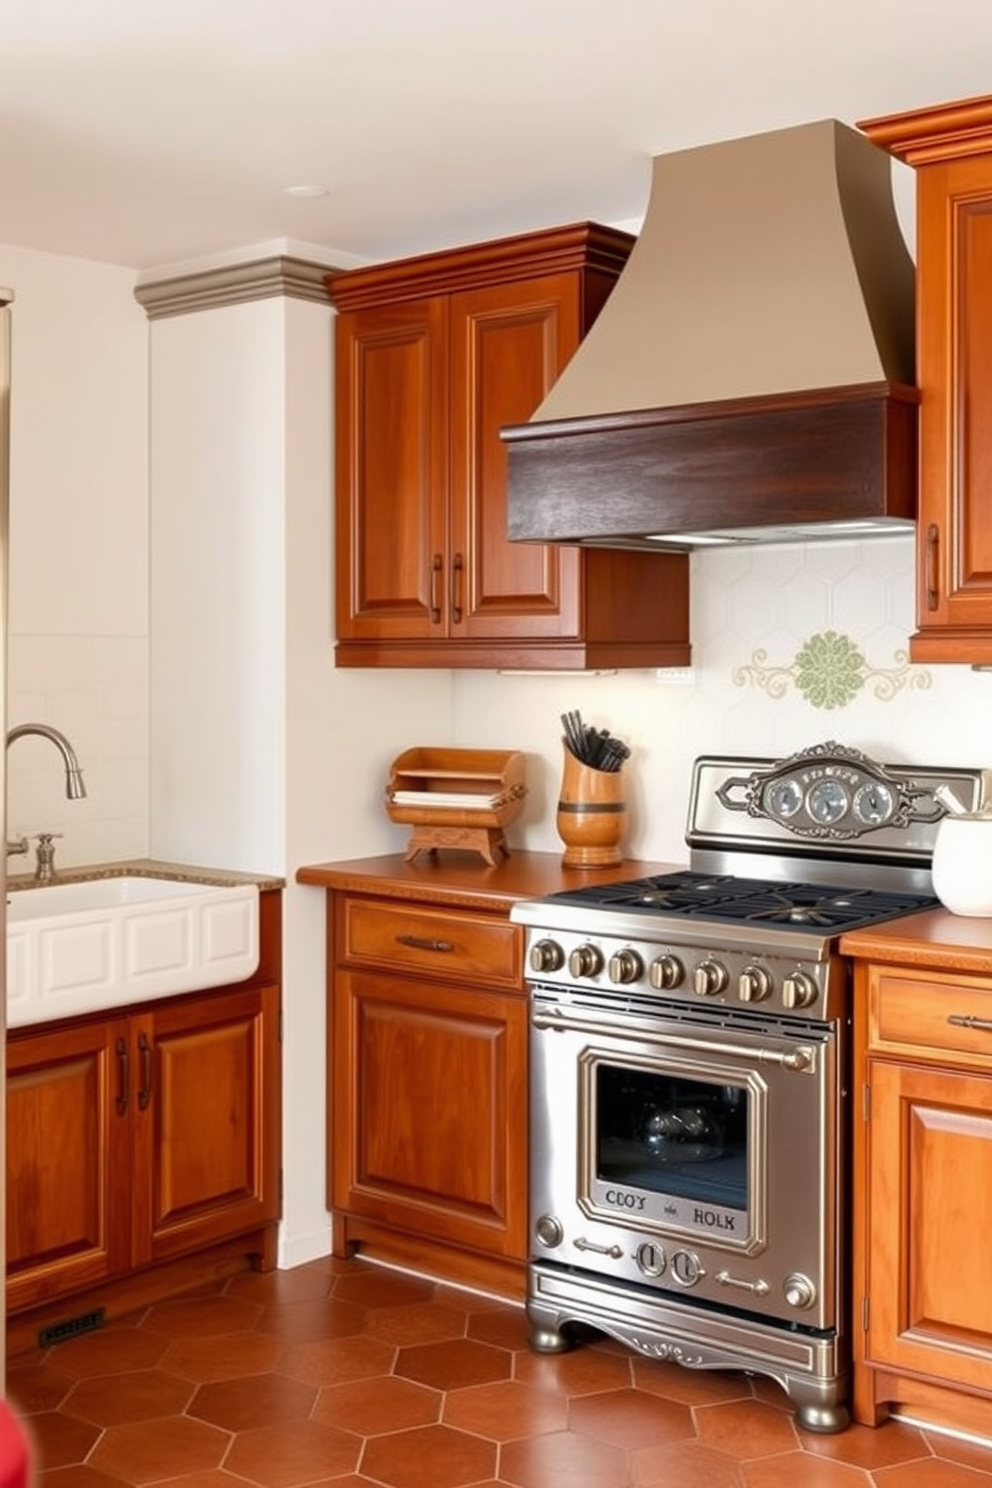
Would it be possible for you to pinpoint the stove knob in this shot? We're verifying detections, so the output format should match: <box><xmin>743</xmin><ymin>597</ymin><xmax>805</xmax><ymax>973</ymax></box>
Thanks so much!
<box><xmin>529</xmin><ymin>939</ymin><xmax>565</xmax><ymax>975</ymax></box>
<box><xmin>608</xmin><ymin>948</ymin><xmax>643</xmax><ymax>985</ymax></box>
<box><xmin>568</xmin><ymin>943</ymin><xmax>604</xmax><ymax>979</ymax></box>
<box><xmin>649</xmin><ymin>954</ymin><xmax>685</xmax><ymax>991</ymax></box>
<box><xmin>782</xmin><ymin>971</ymin><xmax>818</xmax><ymax>1010</ymax></box>
<box><xmin>783</xmin><ymin>1272</ymin><xmax>817</xmax><ymax>1310</ymax></box>
<box><xmin>738</xmin><ymin>965</ymin><xmax>773</xmax><ymax>1003</ymax></box>
<box><xmin>692</xmin><ymin>959</ymin><xmax>729</xmax><ymax>997</ymax></box>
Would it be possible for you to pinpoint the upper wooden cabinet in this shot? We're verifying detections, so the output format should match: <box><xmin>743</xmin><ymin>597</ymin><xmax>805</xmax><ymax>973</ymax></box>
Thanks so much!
<box><xmin>861</xmin><ymin>96</ymin><xmax>992</xmax><ymax>663</ymax></box>
<box><xmin>327</xmin><ymin>223</ymin><xmax>691</xmax><ymax>670</ymax></box>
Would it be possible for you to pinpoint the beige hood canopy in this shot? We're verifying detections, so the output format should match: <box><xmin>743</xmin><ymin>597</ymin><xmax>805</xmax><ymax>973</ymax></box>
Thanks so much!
<box><xmin>503</xmin><ymin>119</ymin><xmax>919</xmax><ymax>550</ymax></box>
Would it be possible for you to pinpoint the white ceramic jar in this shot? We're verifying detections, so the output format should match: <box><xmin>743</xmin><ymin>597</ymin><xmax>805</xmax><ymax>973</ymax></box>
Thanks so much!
<box><xmin>931</xmin><ymin>812</ymin><xmax>992</xmax><ymax>917</ymax></box>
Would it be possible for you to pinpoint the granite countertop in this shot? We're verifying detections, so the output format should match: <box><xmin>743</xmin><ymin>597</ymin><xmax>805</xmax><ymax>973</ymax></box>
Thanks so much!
<box><xmin>7</xmin><ymin>857</ymin><xmax>285</xmax><ymax>895</ymax></box>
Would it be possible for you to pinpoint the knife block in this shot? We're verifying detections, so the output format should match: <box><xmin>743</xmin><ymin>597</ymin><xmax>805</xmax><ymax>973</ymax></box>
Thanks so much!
<box><xmin>385</xmin><ymin>747</ymin><xmax>527</xmax><ymax>865</ymax></box>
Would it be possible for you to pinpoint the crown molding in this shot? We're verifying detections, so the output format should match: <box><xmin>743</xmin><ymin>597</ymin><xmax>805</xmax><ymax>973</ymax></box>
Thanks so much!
<box><xmin>134</xmin><ymin>255</ymin><xmax>338</xmax><ymax>319</ymax></box>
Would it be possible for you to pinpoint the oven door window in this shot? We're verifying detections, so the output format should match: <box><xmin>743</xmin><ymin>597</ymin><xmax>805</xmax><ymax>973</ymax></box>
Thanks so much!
<box><xmin>581</xmin><ymin>1056</ymin><xmax>762</xmax><ymax>1250</ymax></box>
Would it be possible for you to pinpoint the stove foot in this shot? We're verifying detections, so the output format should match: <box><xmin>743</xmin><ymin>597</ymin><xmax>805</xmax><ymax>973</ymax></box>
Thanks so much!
<box><xmin>528</xmin><ymin>1321</ymin><xmax>572</xmax><ymax>1353</ymax></box>
<box><xmin>795</xmin><ymin>1399</ymin><xmax>851</xmax><ymax>1435</ymax></box>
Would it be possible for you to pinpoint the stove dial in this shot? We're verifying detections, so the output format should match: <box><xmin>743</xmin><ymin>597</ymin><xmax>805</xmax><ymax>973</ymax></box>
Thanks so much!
<box><xmin>671</xmin><ymin>1250</ymin><xmax>704</xmax><ymax>1287</ymax></box>
<box><xmin>530</xmin><ymin>939</ymin><xmax>565</xmax><ymax>975</ymax></box>
<box><xmin>648</xmin><ymin>954</ymin><xmax>685</xmax><ymax>991</ymax></box>
<box><xmin>783</xmin><ymin>1272</ymin><xmax>817</xmax><ymax>1310</ymax></box>
<box><xmin>608</xmin><ymin>948</ymin><xmax>643</xmax><ymax>985</ymax></box>
<box><xmin>782</xmin><ymin>970</ymin><xmax>818</xmax><ymax>1010</ymax></box>
<box><xmin>534</xmin><ymin>1214</ymin><xmax>564</xmax><ymax>1249</ymax></box>
<box><xmin>568</xmin><ymin>943</ymin><xmax>604</xmax><ymax>979</ymax></box>
<box><xmin>635</xmin><ymin>1242</ymin><xmax>666</xmax><ymax>1278</ymax></box>
<box><xmin>738</xmin><ymin>965</ymin><xmax>773</xmax><ymax>1003</ymax></box>
<box><xmin>692</xmin><ymin>959</ymin><xmax>729</xmax><ymax>997</ymax></box>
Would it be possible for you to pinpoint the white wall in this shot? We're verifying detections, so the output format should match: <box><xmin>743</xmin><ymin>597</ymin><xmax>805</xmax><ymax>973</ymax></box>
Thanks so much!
<box><xmin>0</xmin><ymin>245</ymin><xmax>149</xmax><ymax>867</ymax></box>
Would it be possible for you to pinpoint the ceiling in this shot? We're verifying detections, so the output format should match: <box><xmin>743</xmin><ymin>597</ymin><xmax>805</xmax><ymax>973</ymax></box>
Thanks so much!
<box><xmin>3</xmin><ymin>0</ymin><xmax>992</xmax><ymax>274</ymax></box>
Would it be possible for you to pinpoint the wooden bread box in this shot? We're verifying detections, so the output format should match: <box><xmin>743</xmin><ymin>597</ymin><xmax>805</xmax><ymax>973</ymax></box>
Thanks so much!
<box><xmin>385</xmin><ymin>747</ymin><xmax>527</xmax><ymax>865</ymax></box>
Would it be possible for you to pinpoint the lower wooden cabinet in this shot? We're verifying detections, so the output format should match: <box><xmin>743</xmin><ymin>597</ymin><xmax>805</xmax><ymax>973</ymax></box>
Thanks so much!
<box><xmin>5</xmin><ymin>889</ymin><xmax>282</xmax><ymax>1319</ymax></box>
<box><xmin>850</xmin><ymin>956</ymin><xmax>992</xmax><ymax>1435</ymax></box>
<box><xmin>328</xmin><ymin>891</ymin><xmax>528</xmax><ymax>1285</ymax></box>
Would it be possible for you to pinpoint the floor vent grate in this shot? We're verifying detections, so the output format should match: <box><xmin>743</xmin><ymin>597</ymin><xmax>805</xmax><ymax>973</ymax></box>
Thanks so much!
<box><xmin>38</xmin><ymin>1307</ymin><xmax>106</xmax><ymax>1348</ymax></box>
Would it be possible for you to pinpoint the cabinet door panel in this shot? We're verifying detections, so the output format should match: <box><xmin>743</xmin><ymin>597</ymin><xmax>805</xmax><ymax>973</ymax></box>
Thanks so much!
<box><xmin>449</xmin><ymin>276</ymin><xmax>579</xmax><ymax>638</ymax></box>
<box><xmin>335</xmin><ymin>300</ymin><xmax>448</xmax><ymax>640</ymax></box>
<box><xmin>868</xmin><ymin>1059</ymin><xmax>992</xmax><ymax>1388</ymax></box>
<box><xmin>134</xmin><ymin>983</ymin><xmax>281</xmax><ymax>1264</ymax></box>
<box><xmin>6</xmin><ymin>1019</ymin><xmax>130</xmax><ymax>1310</ymax></box>
<box><xmin>334</xmin><ymin>971</ymin><xmax>528</xmax><ymax>1258</ymax></box>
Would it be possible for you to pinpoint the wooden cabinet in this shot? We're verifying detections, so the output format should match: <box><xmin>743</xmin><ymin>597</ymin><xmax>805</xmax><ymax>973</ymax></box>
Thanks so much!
<box><xmin>328</xmin><ymin>889</ymin><xmax>528</xmax><ymax>1291</ymax></box>
<box><xmin>861</xmin><ymin>96</ymin><xmax>992</xmax><ymax>663</ymax></box>
<box><xmin>5</xmin><ymin>889</ymin><xmax>282</xmax><ymax>1318</ymax></box>
<box><xmin>328</xmin><ymin>222</ymin><xmax>690</xmax><ymax>670</ymax></box>
<box><xmin>847</xmin><ymin>938</ymin><xmax>992</xmax><ymax>1437</ymax></box>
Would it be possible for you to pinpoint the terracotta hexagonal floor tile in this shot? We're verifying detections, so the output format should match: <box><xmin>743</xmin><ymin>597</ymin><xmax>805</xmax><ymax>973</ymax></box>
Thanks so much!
<box><xmin>143</xmin><ymin>1294</ymin><xmax>263</xmax><ymax>1339</ymax></box>
<box><xmin>923</xmin><ymin>1432</ymin><xmax>992</xmax><ymax>1474</ymax></box>
<box><xmin>741</xmin><ymin>1450</ymin><xmax>876</xmax><ymax>1487</ymax></box>
<box><xmin>331</xmin><ymin>1269</ymin><xmax>437</xmax><ymax>1309</ymax></box>
<box><xmin>360</xmin><ymin>1422</ymin><xmax>497</xmax><ymax>1488</ymax></box>
<box><xmin>40</xmin><ymin>1325</ymin><xmax>169</xmax><ymax>1379</ymax></box>
<box><xmin>223</xmin><ymin>1417</ymin><xmax>362</xmax><ymax>1485</ymax></box>
<box><xmin>499</xmin><ymin>1427</ymin><xmax>630</xmax><ymax>1488</ymax></box>
<box><xmin>695</xmin><ymin>1398</ymin><xmax>800</xmax><ymax>1459</ymax></box>
<box><xmin>396</xmin><ymin>1338</ymin><xmax>513</xmax><ymax>1391</ymax></box>
<box><xmin>5</xmin><ymin>1359</ymin><xmax>76</xmax><ymax>1413</ymax></box>
<box><xmin>279</xmin><ymin>1333</ymin><xmax>397</xmax><ymax>1387</ymax></box>
<box><xmin>364</xmin><ymin>1300</ymin><xmax>471</xmax><ymax>1347</ymax></box>
<box><xmin>12</xmin><ymin>1408</ymin><xmax>100</xmax><ymax>1470</ymax></box>
<box><xmin>871</xmin><ymin>1461</ymin><xmax>992</xmax><ymax>1488</ymax></box>
<box><xmin>189</xmin><ymin>1371</ymin><xmax>317</xmax><ymax>1431</ymax></box>
<box><xmin>632</xmin><ymin>1358</ymin><xmax>755</xmax><ymax>1406</ymax></box>
<box><xmin>27</xmin><ymin>1468</ymin><xmax>134</xmax><ymax>1488</ymax></box>
<box><xmin>223</xmin><ymin>1263</ymin><xmax>337</xmax><ymax>1306</ymax></box>
<box><xmin>569</xmin><ymin>1386</ymin><xmax>695</xmax><ymax>1450</ymax></box>
<box><xmin>467</xmin><ymin>1307</ymin><xmax>532</xmax><ymax>1351</ymax></box>
<box><xmin>442</xmin><ymin>1378</ymin><xmax>568</xmax><ymax>1441</ymax></box>
<box><xmin>63</xmin><ymin>1366</ymin><xmax>195</xmax><ymax>1426</ymax></box>
<box><xmin>803</xmin><ymin>1418</ymin><xmax>930</xmax><ymax>1470</ymax></box>
<box><xmin>314</xmin><ymin>1374</ymin><xmax>441</xmax><ymax>1435</ymax></box>
<box><xmin>512</xmin><ymin>1341</ymin><xmax>633</xmax><ymax>1396</ymax></box>
<box><xmin>630</xmin><ymin>1437</ymin><xmax>746</xmax><ymax>1488</ymax></box>
<box><xmin>255</xmin><ymin>1295</ymin><xmax>368</xmax><ymax>1344</ymax></box>
<box><xmin>88</xmin><ymin>1414</ymin><xmax>230</xmax><ymax>1483</ymax></box>
<box><xmin>163</xmin><ymin>1328</ymin><xmax>288</xmax><ymax>1382</ymax></box>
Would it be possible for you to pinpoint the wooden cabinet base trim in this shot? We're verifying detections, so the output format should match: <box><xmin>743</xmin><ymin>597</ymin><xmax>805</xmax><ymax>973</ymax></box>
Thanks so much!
<box><xmin>332</xmin><ymin>1213</ymin><xmax>526</xmax><ymax>1303</ymax></box>
<box><xmin>856</xmin><ymin>1364</ymin><xmax>992</xmax><ymax>1445</ymax></box>
<box><xmin>6</xmin><ymin>1224</ymin><xmax>278</xmax><ymax>1361</ymax></box>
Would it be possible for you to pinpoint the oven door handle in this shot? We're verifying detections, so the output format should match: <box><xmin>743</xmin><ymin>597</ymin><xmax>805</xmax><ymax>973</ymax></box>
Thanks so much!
<box><xmin>531</xmin><ymin>1008</ymin><xmax>815</xmax><ymax>1070</ymax></box>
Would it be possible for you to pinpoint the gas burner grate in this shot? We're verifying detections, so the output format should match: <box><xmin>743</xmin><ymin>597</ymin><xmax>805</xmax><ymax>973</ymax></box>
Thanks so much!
<box><xmin>548</xmin><ymin>872</ymin><xmax>937</xmax><ymax>934</ymax></box>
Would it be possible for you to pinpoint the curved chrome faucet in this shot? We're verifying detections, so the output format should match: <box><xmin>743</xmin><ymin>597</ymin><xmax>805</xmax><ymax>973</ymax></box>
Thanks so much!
<box><xmin>6</xmin><ymin>723</ymin><xmax>87</xmax><ymax>800</ymax></box>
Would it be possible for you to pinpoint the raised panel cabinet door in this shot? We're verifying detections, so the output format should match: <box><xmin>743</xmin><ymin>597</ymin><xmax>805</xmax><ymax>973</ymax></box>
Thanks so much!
<box><xmin>5</xmin><ymin>1017</ymin><xmax>131</xmax><ymax>1312</ymax></box>
<box><xmin>334</xmin><ymin>298</ymin><xmax>449</xmax><ymax>642</ymax></box>
<box><xmin>913</xmin><ymin>154</ymin><xmax>992</xmax><ymax>657</ymax></box>
<box><xmin>131</xmin><ymin>983</ymin><xmax>281</xmax><ymax>1266</ymax></box>
<box><xmin>448</xmin><ymin>274</ymin><xmax>581</xmax><ymax>639</ymax></box>
<box><xmin>866</xmin><ymin>1058</ymin><xmax>992</xmax><ymax>1392</ymax></box>
<box><xmin>333</xmin><ymin>970</ymin><xmax>528</xmax><ymax>1259</ymax></box>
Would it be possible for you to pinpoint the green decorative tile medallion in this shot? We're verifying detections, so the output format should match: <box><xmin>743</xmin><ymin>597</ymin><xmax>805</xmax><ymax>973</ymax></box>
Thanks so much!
<box><xmin>733</xmin><ymin>630</ymin><xmax>931</xmax><ymax>709</ymax></box>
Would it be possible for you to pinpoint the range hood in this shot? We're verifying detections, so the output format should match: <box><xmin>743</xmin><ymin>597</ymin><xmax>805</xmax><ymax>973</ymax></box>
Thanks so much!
<box><xmin>503</xmin><ymin>119</ymin><xmax>919</xmax><ymax>550</ymax></box>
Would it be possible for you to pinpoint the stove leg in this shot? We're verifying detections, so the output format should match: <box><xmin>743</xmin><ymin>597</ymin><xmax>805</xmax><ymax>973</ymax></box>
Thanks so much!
<box><xmin>793</xmin><ymin>1393</ymin><xmax>851</xmax><ymax>1435</ymax></box>
<box><xmin>526</xmin><ymin>1296</ymin><xmax>572</xmax><ymax>1353</ymax></box>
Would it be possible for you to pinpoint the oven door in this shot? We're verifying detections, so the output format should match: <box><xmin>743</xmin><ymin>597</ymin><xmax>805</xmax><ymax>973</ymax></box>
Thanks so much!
<box><xmin>529</xmin><ymin>990</ymin><xmax>842</xmax><ymax>1331</ymax></box>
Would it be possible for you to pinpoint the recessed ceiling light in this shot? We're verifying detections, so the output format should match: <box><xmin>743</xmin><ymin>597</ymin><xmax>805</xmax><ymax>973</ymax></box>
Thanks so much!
<box><xmin>283</xmin><ymin>184</ymin><xmax>330</xmax><ymax>199</ymax></box>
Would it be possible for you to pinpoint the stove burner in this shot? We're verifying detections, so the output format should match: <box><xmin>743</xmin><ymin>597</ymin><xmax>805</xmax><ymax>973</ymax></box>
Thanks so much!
<box><xmin>547</xmin><ymin>872</ymin><xmax>936</xmax><ymax>935</ymax></box>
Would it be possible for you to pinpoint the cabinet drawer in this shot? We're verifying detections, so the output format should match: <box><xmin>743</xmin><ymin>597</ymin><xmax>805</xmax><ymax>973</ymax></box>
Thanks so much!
<box><xmin>337</xmin><ymin>896</ymin><xmax>522</xmax><ymax>989</ymax></box>
<box><xmin>871</xmin><ymin>967</ymin><xmax>992</xmax><ymax>1063</ymax></box>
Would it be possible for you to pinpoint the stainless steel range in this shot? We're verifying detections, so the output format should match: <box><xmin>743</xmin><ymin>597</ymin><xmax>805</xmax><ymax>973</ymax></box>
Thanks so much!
<box><xmin>511</xmin><ymin>742</ymin><xmax>990</xmax><ymax>1434</ymax></box>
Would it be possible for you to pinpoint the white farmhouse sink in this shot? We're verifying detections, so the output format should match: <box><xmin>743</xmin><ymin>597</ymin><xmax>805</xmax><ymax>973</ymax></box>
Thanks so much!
<box><xmin>6</xmin><ymin>876</ymin><xmax>260</xmax><ymax>1028</ymax></box>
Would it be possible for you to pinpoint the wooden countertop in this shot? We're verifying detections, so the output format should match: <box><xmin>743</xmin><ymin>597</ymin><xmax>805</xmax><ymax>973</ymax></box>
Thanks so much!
<box><xmin>842</xmin><ymin>906</ymin><xmax>992</xmax><ymax>975</ymax></box>
<box><xmin>296</xmin><ymin>850</ymin><xmax>683</xmax><ymax>913</ymax></box>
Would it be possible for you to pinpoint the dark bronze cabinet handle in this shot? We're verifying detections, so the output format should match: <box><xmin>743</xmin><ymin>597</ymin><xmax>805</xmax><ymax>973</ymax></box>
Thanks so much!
<box><xmin>116</xmin><ymin>1036</ymin><xmax>129</xmax><ymax>1115</ymax></box>
<box><xmin>397</xmin><ymin>934</ymin><xmax>454</xmax><ymax>953</ymax></box>
<box><xmin>925</xmin><ymin>523</ymin><xmax>939</xmax><ymax>612</ymax></box>
<box><xmin>451</xmin><ymin>551</ymin><xmax>464</xmax><ymax>624</ymax></box>
<box><xmin>137</xmin><ymin>1031</ymin><xmax>152</xmax><ymax>1110</ymax></box>
<box><xmin>430</xmin><ymin>553</ymin><xmax>443</xmax><ymax>624</ymax></box>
